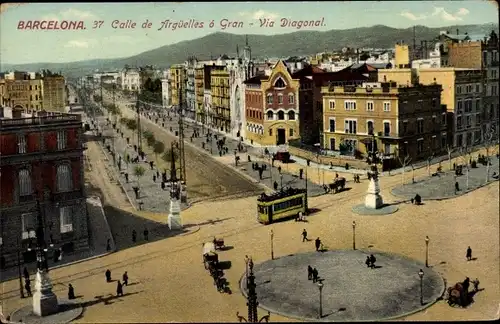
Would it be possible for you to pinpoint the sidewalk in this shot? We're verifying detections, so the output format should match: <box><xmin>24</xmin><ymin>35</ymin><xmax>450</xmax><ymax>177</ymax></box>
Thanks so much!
<box><xmin>0</xmin><ymin>197</ymin><xmax>114</xmax><ymax>284</ymax></box>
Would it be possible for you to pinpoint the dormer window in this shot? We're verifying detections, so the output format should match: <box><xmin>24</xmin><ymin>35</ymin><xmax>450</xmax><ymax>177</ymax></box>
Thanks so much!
<box><xmin>274</xmin><ymin>77</ymin><xmax>286</xmax><ymax>89</ymax></box>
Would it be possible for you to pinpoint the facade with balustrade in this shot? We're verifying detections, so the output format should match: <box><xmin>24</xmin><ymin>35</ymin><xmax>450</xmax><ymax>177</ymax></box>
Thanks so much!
<box><xmin>321</xmin><ymin>82</ymin><xmax>444</xmax><ymax>163</ymax></box>
<box><xmin>0</xmin><ymin>110</ymin><xmax>88</xmax><ymax>268</ymax></box>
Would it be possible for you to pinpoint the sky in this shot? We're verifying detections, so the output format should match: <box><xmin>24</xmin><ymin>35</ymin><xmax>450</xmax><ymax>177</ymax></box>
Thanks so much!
<box><xmin>0</xmin><ymin>1</ymin><xmax>498</xmax><ymax>64</ymax></box>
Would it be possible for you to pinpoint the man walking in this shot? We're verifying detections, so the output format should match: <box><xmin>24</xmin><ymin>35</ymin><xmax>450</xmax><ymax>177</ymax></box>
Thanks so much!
<box><xmin>315</xmin><ymin>238</ymin><xmax>321</xmax><ymax>252</ymax></box>
<box><xmin>302</xmin><ymin>229</ymin><xmax>308</xmax><ymax>242</ymax></box>
<box><xmin>466</xmin><ymin>246</ymin><xmax>472</xmax><ymax>261</ymax></box>
<box><xmin>116</xmin><ymin>280</ymin><xmax>124</xmax><ymax>297</ymax></box>
<box><xmin>122</xmin><ymin>271</ymin><xmax>129</xmax><ymax>286</ymax></box>
<box><xmin>307</xmin><ymin>265</ymin><xmax>313</xmax><ymax>280</ymax></box>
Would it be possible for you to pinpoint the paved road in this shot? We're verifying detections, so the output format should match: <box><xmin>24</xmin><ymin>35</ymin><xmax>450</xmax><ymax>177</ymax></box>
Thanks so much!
<box><xmin>392</xmin><ymin>157</ymin><xmax>500</xmax><ymax>200</ymax></box>
<box><xmin>243</xmin><ymin>250</ymin><xmax>445</xmax><ymax>322</ymax></box>
<box><xmin>94</xmin><ymin>88</ymin><xmax>263</xmax><ymax>204</ymax></box>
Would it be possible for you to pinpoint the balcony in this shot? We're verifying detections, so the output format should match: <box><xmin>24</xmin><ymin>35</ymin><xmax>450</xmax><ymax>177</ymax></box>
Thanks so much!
<box><xmin>377</xmin><ymin>131</ymin><xmax>401</xmax><ymax>139</ymax></box>
<box><xmin>51</xmin><ymin>189</ymin><xmax>84</xmax><ymax>202</ymax></box>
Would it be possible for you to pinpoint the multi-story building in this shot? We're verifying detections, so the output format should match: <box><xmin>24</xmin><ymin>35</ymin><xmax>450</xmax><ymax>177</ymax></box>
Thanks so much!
<box><xmin>120</xmin><ymin>68</ymin><xmax>140</xmax><ymax>92</ymax></box>
<box><xmin>292</xmin><ymin>65</ymin><xmax>368</xmax><ymax>145</ymax></box>
<box><xmin>195</xmin><ymin>66</ymin><xmax>205</xmax><ymax>124</ymax></box>
<box><xmin>169</xmin><ymin>64</ymin><xmax>186</xmax><ymax>107</ymax></box>
<box><xmin>185</xmin><ymin>58</ymin><xmax>197</xmax><ymax>121</ymax></box>
<box><xmin>0</xmin><ymin>109</ymin><xmax>89</xmax><ymax>268</ymax></box>
<box><xmin>447</xmin><ymin>30</ymin><xmax>499</xmax><ymax>139</ymax></box>
<box><xmin>321</xmin><ymin>82</ymin><xmax>444</xmax><ymax>163</ymax></box>
<box><xmin>244</xmin><ymin>60</ymin><xmax>300</xmax><ymax>146</ymax></box>
<box><xmin>161</xmin><ymin>70</ymin><xmax>171</xmax><ymax>108</ymax></box>
<box><xmin>203</xmin><ymin>67</ymin><xmax>213</xmax><ymax>128</ymax></box>
<box><xmin>211</xmin><ymin>66</ymin><xmax>230</xmax><ymax>133</ymax></box>
<box><xmin>42</xmin><ymin>75</ymin><xmax>66</xmax><ymax>113</ymax></box>
<box><xmin>0</xmin><ymin>73</ymin><xmax>44</xmax><ymax>112</ymax></box>
<box><xmin>379</xmin><ymin>67</ymin><xmax>484</xmax><ymax>147</ymax></box>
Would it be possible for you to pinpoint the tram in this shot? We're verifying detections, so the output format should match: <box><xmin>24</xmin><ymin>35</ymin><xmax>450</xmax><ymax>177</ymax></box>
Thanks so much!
<box><xmin>257</xmin><ymin>188</ymin><xmax>307</xmax><ymax>224</ymax></box>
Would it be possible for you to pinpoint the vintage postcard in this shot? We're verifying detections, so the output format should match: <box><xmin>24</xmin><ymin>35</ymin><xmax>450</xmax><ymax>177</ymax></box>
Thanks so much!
<box><xmin>0</xmin><ymin>1</ymin><xmax>498</xmax><ymax>323</ymax></box>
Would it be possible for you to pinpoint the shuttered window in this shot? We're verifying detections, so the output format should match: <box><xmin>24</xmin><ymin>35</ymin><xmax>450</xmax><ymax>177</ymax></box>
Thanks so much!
<box><xmin>56</xmin><ymin>164</ymin><xmax>72</xmax><ymax>192</ymax></box>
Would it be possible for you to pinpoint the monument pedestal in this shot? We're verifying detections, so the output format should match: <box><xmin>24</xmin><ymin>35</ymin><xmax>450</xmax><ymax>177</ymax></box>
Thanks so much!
<box><xmin>364</xmin><ymin>177</ymin><xmax>384</xmax><ymax>209</ymax></box>
<box><xmin>168</xmin><ymin>198</ymin><xmax>183</xmax><ymax>230</ymax></box>
<box><xmin>33</xmin><ymin>270</ymin><xmax>58</xmax><ymax>317</ymax></box>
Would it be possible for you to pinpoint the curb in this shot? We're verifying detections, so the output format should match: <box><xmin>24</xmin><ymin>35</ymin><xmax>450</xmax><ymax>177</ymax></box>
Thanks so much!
<box><xmin>86</xmin><ymin>195</ymin><xmax>117</xmax><ymax>254</ymax></box>
<box><xmin>390</xmin><ymin>177</ymin><xmax>499</xmax><ymax>201</ymax></box>
<box><xmin>238</xmin><ymin>249</ymin><xmax>446</xmax><ymax>322</ymax></box>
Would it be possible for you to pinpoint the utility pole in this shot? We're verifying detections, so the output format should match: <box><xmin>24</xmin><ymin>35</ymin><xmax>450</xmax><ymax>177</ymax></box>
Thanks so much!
<box><xmin>178</xmin><ymin>75</ymin><xmax>187</xmax><ymax>184</ymax></box>
<box><xmin>136</xmin><ymin>68</ymin><xmax>143</xmax><ymax>153</ymax></box>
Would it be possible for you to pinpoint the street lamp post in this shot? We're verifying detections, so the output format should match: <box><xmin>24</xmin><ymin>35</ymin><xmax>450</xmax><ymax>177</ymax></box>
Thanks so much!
<box><xmin>352</xmin><ymin>221</ymin><xmax>356</xmax><ymax>250</ymax></box>
<box><xmin>270</xmin><ymin>230</ymin><xmax>274</xmax><ymax>260</ymax></box>
<box><xmin>425</xmin><ymin>236</ymin><xmax>429</xmax><ymax>267</ymax></box>
<box><xmin>16</xmin><ymin>235</ymin><xmax>25</xmax><ymax>298</ymax></box>
<box><xmin>317</xmin><ymin>281</ymin><xmax>324</xmax><ymax>318</ymax></box>
<box><xmin>244</xmin><ymin>255</ymin><xmax>250</xmax><ymax>286</ymax></box>
<box><xmin>418</xmin><ymin>269</ymin><xmax>424</xmax><ymax>305</ymax></box>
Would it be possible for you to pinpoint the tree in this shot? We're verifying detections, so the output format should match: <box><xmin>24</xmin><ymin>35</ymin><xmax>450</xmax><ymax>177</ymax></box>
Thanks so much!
<box><xmin>162</xmin><ymin>148</ymin><xmax>179</xmax><ymax>163</ymax></box>
<box><xmin>153</xmin><ymin>141</ymin><xmax>165</xmax><ymax>165</ymax></box>
<box><xmin>446</xmin><ymin>145</ymin><xmax>455</xmax><ymax>171</ymax></box>
<box><xmin>426</xmin><ymin>150</ymin><xmax>435</xmax><ymax>177</ymax></box>
<box><xmin>396</xmin><ymin>152</ymin><xmax>412</xmax><ymax>186</ymax></box>
<box><xmin>146</xmin><ymin>134</ymin><xmax>156</xmax><ymax>147</ymax></box>
<box><xmin>144</xmin><ymin>77</ymin><xmax>153</xmax><ymax>92</ymax></box>
<box><xmin>126</xmin><ymin>119</ymin><xmax>138</xmax><ymax>132</ymax></box>
<box><xmin>458</xmin><ymin>145</ymin><xmax>473</xmax><ymax>190</ymax></box>
<box><xmin>481</xmin><ymin>125</ymin><xmax>497</xmax><ymax>182</ymax></box>
<box><xmin>133</xmin><ymin>165</ymin><xmax>145</xmax><ymax>189</ymax></box>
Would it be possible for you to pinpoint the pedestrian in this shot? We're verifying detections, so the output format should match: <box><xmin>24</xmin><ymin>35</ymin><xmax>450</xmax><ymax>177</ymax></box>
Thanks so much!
<box><xmin>302</xmin><ymin>229</ymin><xmax>308</xmax><ymax>242</ymax></box>
<box><xmin>273</xmin><ymin>181</ymin><xmax>278</xmax><ymax>191</ymax></box>
<box><xmin>455</xmin><ymin>181</ymin><xmax>460</xmax><ymax>194</ymax></box>
<box><xmin>312</xmin><ymin>268</ymin><xmax>318</xmax><ymax>283</ymax></box>
<box><xmin>365</xmin><ymin>256</ymin><xmax>371</xmax><ymax>268</ymax></box>
<box><xmin>125</xmin><ymin>173</ymin><xmax>129</xmax><ymax>183</ymax></box>
<box><xmin>466</xmin><ymin>246</ymin><xmax>472</xmax><ymax>261</ymax></box>
<box><xmin>307</xmin><ymin>265</ymin><xmax>313</xmax><ymax>280</ymax></box>
<box><xmin>307</xmin><ymin>159</ymin><xmax>310</xmax><ymax>167</ymax></box>
<box><xmin>278</xmin><ymin>166</ymin><xmax>282</xmax><ymax>174</ymax></box>
<box><xmin>132</xmin><ymin>229</ymin><xmax>137</xmax><ymax>243</ymax></box>
<box><xmin>299</xmin><ymin>168</ymin><xmax>303</xmax><ymax>179</ymax></box>
<box><xmin>369</xmin><ymin>254</ymin><xmax>376</xmax><ymax>268</ymax></box>
<box><xmin>105</xmin><ymin>269</ymin><xmax>112</xmax><ymax>282</ymax></box>
<box><xmin>335</xmin><ymin>173</ymin><xmax>338</xmax><ymax>178</ymax></box>
<box><xmin>25</xmin><ymin>278</ymin><xmax>32</xmax><ymax>297</ymax></box>
<box><xmin>315</xmin><ymin>237</ymin><xmax>321</xmax><ymax>251</ymax></box>
<box><xmin>472</xmin><ymin>278</ymin><xmax>480</xmax><ymax>292</ymax></box>
<box><xmin>68</xmin><ymin>283</ymin><xmax>76</xmax><ymax>300</ymax></box>
<box><xmin>106</xmin><ymin>239</ymin><xmax>111</xmax><ymax>251</ymax></box>
<box><xmin>116</xmin><ymin>280</ymin><xmax>124</xmax><ymax>296</ymax></box>
<box><xmin>153</xmin><ymin>175</ymin><xmax>156</xmax><ymax>182</ymax></box>
<box><xmin>144</xmin><ymin>227</ymin><xmax>149</xmax><ymax>241</ymax></box>
<box><xmin>23</xmin><ymin>267</ymin><xmax>29</xmax><ymax>280</ymax></box>
<box><xmin>122</xmin><ymin>271</ymin><xmax>129</xmax><ymax>286</ymax></box>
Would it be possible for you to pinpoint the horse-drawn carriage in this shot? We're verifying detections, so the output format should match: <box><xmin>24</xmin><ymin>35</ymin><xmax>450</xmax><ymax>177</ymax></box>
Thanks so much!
<box><xmin>327</xmin><ymin>177</ymin><xmax>346</xmax><ymax>193</ymax></box>
<box><xmin>213</xmin><ymin>237</ymin><xmax>225</xmax><ymax>250</ymax></box>
<box><xmin>203</xmin><ymin>242</ymin><xmax>219</xmax><ymax>270</ymax></box>
<box><xmin>446</xmin><ymin>278</ymin><xmax>472</xmax><ymax>307</ymax></box>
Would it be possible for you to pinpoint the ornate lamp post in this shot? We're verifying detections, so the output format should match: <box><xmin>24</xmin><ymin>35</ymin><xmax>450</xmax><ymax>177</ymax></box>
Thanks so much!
<box><xmin>167</xmin><ymin>142</ymin><xmax>183</xmax><ymax>230</ymax></box>
<box><xmin>317</xmin><ymin>281</ymin><xmax>324</xmax><ymax>319</ymax></box>
<box><xmin>270</xmin><ymin>230</ymin><xmax>274</xmax><ymax>260</ymax></box>
<box><xmin>236</xmin><ymin>257</ymin><xmax>271</xmax><ymax>323</ymax></box>
<box><xmin>418</xmin><ymin>269</ymin><xmax>424</xmax><ymax>306</ymax></box>
<box><xmin>352</xmin><ymin>221</ymin><xmax>356</xmax><ymax>250</ymax></box>
<box><xmin>425</xmin><ymin>236</ymin><xmax>429</xmax><ymax>267</ymax></box>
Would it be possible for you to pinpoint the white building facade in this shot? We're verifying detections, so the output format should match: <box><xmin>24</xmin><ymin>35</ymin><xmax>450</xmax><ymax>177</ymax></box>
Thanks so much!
<box><xmin>203</xmin><ymin>89</ymin><xmax>212</xmax><ymax>128</ymax></box>
<box><xmin>161</xmin><ymin>70</ymin><xmax>171</xmax><ymax>108</ymax></box>
<box><xmin>120</xmin><ymin>68</ymin><xmax>140</xmax><ymax>91</ymax></box>
<box><xmin>185</xmin><ymin>58</ymin><xmax>197</xmax><ymax>121</ymax></box>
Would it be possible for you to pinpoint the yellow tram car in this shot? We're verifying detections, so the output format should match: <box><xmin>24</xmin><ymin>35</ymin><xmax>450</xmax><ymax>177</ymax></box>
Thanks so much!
<box><xmin>257</xmin><ymin>188</ymin><xmax>307</xmax><ymax>224</ymax></box>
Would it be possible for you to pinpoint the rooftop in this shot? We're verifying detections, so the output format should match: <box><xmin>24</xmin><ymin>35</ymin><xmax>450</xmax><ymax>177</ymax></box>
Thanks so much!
<box><xmin>0</xmin><ymin>108</ymin><xmax>81</xmax><ymax>129</ymax></box>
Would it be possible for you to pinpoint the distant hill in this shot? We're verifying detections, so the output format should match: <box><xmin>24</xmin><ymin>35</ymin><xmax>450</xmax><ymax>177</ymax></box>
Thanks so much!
<box><xmin>2</xmin><ymin>23</ymin><xmax>498</xmax><ymax>78</ymax></box>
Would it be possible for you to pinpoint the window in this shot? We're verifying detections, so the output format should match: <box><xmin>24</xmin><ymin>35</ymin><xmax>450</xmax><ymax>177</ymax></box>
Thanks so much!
<box><xmin>60</xmin><ymin>206</ymin><xmax>73</xmax><ymax>233</ymax></box>
<box><xmin>277</xmin><ymin>111</ymin><xmax>285</xmax><ymax>120</ymax></box>
<box><xmin>17</xmin><ymin>134</ymin><xmax>27</xmax><ymax>154</ymax></box>
<box><xmin>57</xmin><ymin>130</ymin><xmax>67</xmax><ymax>150</ymax></box>
<box><xmin>466</xmin><ymin>115</ymin><xmax>472</xmax><ymax>128</ymax></box>
<box><xmin>269</xmin><ymin>129</ymin><xmax>273</xmax><ymax>136</ymax></box>
<box><xmin>289</xmin><ymin>128</ymin><xmax>294</xmax><ymax>137</ymax></box>
<box><xmin>267</xmin><ymin>94</ymin><xmax>273</xmax><ymax>104</ymax></box>
<box><xmin>384</xmin><ymin>144</ymin><xmax>391</xmax><ymax>155</ymax></box>
<box><xmin>475</xmin><ymin>84</ymin><xmax>480</xmax><ymax>93</ymax></box>
<box><xmin>457</xmin><ymin>101</ymin><xmax>463</xmax><ymax>114</ymax></box>
<box><xmin>344</xmin><ymin>100</ymin><xmax>356</xmax><ymax>110</ymax></box>
<box><xmin>274</xmin><ymin>77</ymin><xmax>286</xmax><ymax>88</ymax></box>
<box><xmin>492</xmin><ymin>85</ymin><xmax>498</xmax><ymax>96</ymax></box>
<box><xmin>21</xmin><ymin>213</ymin><xmax>36</xmax><ymax>239</ymax></box>
<box><xmin>432</xmin><ymin>98</ymin><xmax>437</xmax><ymax>108</ymax></box>
<box><xmin>441</xmin><ymin>134</ymin><xmax>447</xmax><ymax>149</ymax></box>
<box><xmin>383</xmin><ymin>122</ymin><xmax>391</xmax><ymax>136</ymax></box>
<box><xmin>18</xmin><ymin>169</ymin><xmax>32</xmax><ymax>197</ymax></box>
<box><xmin>475</xmin><ymin>99</ymin><xmax>481</xmax><ymax>112</ymax></box>
<box><xmin>417</xmin><ymin>119</ymin><xmax>424</xmax><ymax>133</ymax></box>
<box><xmin>329</xmin><ymin>118</ymin><xmax>336</xmax><ymax>132</ymax></box>
<box><xmin>288</xmin><ymin>94</ymin><xmax>294</xmax><ymax>104</ymax></box>
<box><xmin>56</xmin><ymin>164</ymin><xmax>72</xmax><ymax>192</ymax></box>
<box><xmin>30</xmin><ymin>95</ymin><xmax>33</xmax><ymax>101</ymax></box>
<box><xmin>476</xmin><ymin>113</ymin><xmax>481</xmax><ymax>126</ymax></box>
<box><xmin>417</xmin><ymin>139</ymin><xmax>424</xmax><ymax>154</ymax></box>
<box><xmin>367</xmin><ymin>120</ymin><xmax>374</xmax><ymax>135</ymax></box>
<box><xmin>29</xmin><ymin>85</ymin><xmax>32</xmax><ymax>91</ymax></box>
<box><xmin>288</xmin><ymin>111</ymin><xmax>295</xmax><ymax>120</ymax></box>
<box><xmin>267</xmin><ymin>111</ymin><xmax>273</xmax><ymax>120</ymax></box>
<box><xmin>456</xmin><ymin>85</ymin><xmax>462</xmax><ymax>94</ymax></box>
<box><xmin>465</xmin><ymin>100</ymin><xmax>472</xmax><ymax>113</ymax></box>
<box><xmin>366</xmin><ymin>101</ymin><xmax>374</xmax><ymax>111</ymax></box>
<box><xmin>457</xmin><ymin>116</ymin><xmax>463</xmax><ymax>130</ymax></box>
<box><xmin>278</xmin><ymin>94</ymin><xmax>283</xmax><ymax>104</ymax></box>
<box><xmin>383</xmin><ymin>102</ymin><xmax>391</xmax><ymax>112</ymax></box>
<box><xmin>329</xmin><ymin>100</ymin><xmax>335</xmax><ymax>110</ymax></box>
<box><xmin>344</xmin><ymin>119</ymin><xmax>357</xmax><ymax>134</ymax></box>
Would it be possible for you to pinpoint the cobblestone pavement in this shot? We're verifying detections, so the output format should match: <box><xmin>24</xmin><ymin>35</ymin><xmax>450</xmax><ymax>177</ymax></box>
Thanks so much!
<box><xmin>392</xmin><ymin>157</ymin><xmax>500</xmax><ymax>200</ymax></box>
<box><xmin>243</xmin><ymin>250</ymin><xmax>445</xmax><ymax>321</ymax></box>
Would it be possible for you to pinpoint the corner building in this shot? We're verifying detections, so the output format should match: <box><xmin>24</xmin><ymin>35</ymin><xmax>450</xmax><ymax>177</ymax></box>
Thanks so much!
<box><xmin>244</xmin><ymin>61</ymin><xmax>300</xmax><ymax>146</ymax></box>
